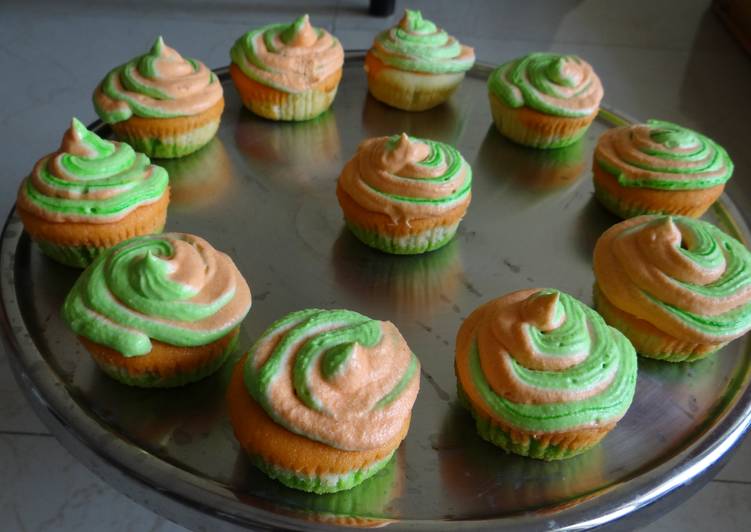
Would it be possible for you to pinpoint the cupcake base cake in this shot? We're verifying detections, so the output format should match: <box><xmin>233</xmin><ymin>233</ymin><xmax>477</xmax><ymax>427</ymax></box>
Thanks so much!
<box><xmin>364</xmin><ymin>52</ymin><xmax>465</xmax><ymax>112</ymax></box>
<box><xmin>336</xmin><ymin>183</ymin><xmax>465</xmax><ymax>255</ymax></box>
<box><xmin>110</xmin><ymin>98</ymin><xmax>225</xmax><ymax>159</ymax></box>
<box><xmin>230</xmin><ymin>63</ymin><xmax>342</xmax><ymax>122</ymax></box>
<box><xmin>83</xmin><ymin>328</ymin><xmax>239</xmax><ymax>388</ymax></box>
<box><xmin>489</xmin><ymin>94</ymin><xmax>595</xmax><ymax>149</ymax></box>
<box><xmin>18</xmin><ymin>192</ymin><xmax>169</xmax><ymax>268</ymax></box>
<box><xmin>593</xmin><ymin>285</ymin><xmax>723</xmax><ymax>362</ymax></box>
<box><xmin>456</xmin><ymin>382</ymin><xmax>615</xmax><ymax>461</ymax></box>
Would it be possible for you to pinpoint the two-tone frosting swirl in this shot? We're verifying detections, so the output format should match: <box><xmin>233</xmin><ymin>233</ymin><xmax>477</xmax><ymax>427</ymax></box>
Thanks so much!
<box><xmin>17</xmin><ymin>118</ymin><xmax>168</xmax><ymax>223</ymax></box>
<box><xmin>230</xmin><ymin>15</ymin><xmax>344</xmax><ymax>93</ymax></box>
<box><xmin>369</xmin><ymin>10</ymin><xmax>475</xmax><ymax>74</ymax></box>
<box><xmin>594</xmin><ymin>215</ymin><xmax>751</xmax><ymax>343</ymax></box>
<box><xmin>456</xmin><ymin>289</ymin><xmax>637</xmax><ymax>432</ymax></box>
<box><xmin>338</xmin><ymin>133</ymin><xmax>472</xmax><ymax>222</ymax></box>
<box><xmin>595</xmin><ymin>120</ymin><xmax>734</xmax><ymax>190</ymax></box>
<box><xmin>244</xmin><ymin>309</ymin><xmax>420</xmax><ymax>451</ymax></box>
<box><xmin>488</xmin><ymin>53</ymin><xmax>603</xmax><ymax>117</ymax></box>
<box><xmin>94</xmin><ymin>37</ymin><xmax>223</xmax><ymax>123</ymax></box>
<box><xmin>63</xmin><ymin>233</ymin><xmax>252</xmax><ymax>356</ymax></box>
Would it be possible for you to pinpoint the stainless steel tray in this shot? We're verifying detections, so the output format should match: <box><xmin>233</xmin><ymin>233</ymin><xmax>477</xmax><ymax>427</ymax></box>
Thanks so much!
<box><xmin>2</xmin><ymin>52</ymin><xmax>751</xmax><ymax>531</ymax></box>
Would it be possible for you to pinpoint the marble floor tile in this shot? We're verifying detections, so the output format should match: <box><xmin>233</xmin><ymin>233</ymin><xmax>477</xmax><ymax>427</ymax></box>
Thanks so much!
<box><xmin>0</xmin><ymin>433</ymin><xmax>184</xmax><ymax>532</ymax></box>
<box><xmin>715</xmin><ymin>432</ymin><xmax>751</xmax><ymax>483</ymax></box>
<box><xmin>0</xmin><ymin>352</ymin><xmax>49</xmax><ymax>435</ymax></box>
<box><xmin>642</xmin><ymin>479</ymin><xmax>751</xmax><ymax>531</ymax></box>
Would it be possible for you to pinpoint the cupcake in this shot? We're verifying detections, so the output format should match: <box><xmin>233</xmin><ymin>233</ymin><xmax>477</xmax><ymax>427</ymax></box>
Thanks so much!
<box><xmin>93</xmin><ymin>37</ymin><xmax>224</xmax><ymax>159</ymax></box>
<box><xmin>230</xmin><ymin>15</ymin><xmax>344</xmax><ymax>121</ymax></box>
<box><xmin>336</xmin><ymin>133</ymin><xmax>472</xmax><ymax>255</ymax></box>
<box><xmin>227</xmin><ymin>308</ymin><xmax>420</xmax><ymax>493</ymax></box>
<box><xmin>62</xmin><ymin>233</ymin><xmax>252</xmax><ymax>387</ymax></box>
<box><xmin>365</xmin><ymin>9</ymin><xmax>475</xmax><ymax>111</ymax></box>
<box><xmin>16</xmin><ymin>118</ymin><xmax>169</xmax><ymax>268</ymax></box>
<box><xmin>593</xmin><ymin>120</ymin><xmax>733</xmax><ymax>218</ymax></box>
<box><xmin>487</xmin><ymin>53</ymin><xmax>603</xmax><ymax>149</ymax></box>
<box><xmin>455</xmin><ymin>289</ymin><xmax>637</xmax><ymax>460</ymax></box>
<box><xmin>593</xmin><ymin>215</ymin><xmax>751</xmax><ymax>362</ymax></box>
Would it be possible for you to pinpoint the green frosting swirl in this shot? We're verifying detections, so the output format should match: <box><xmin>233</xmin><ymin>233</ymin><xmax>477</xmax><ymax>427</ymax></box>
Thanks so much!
<box><xmin>595</xmin><ymin>120</ymin><xmax>734</xmax><ymax>190</ymax></box>
<box><xmin>244</xmin><ymin>309</ymin><xmax>418</xmax><ymax>448</ymax></box>
<box><xmin>230</xmin><ymin>15</ymin><xmax>343</xmax><ymax>93</ymax></box>
<box><xmin>370</xmin><ymin>10</ymin><xmax>474</xmax><ymax>74</ymax></box>
<box><xmin>464</xmin><ymin>290</ymin><xmax>637</xmax><ymax>433</ymax></box>
<box><xmin>22</xmin><ymin>118</ymin><xmax>168</xmax><ymax>222</ymax></box>
<box><xmin>62</xmin><ymin>233</ymin><xmax>250</xmax><ymax>356</ymax></box>
<box><xmin>487</xmin><ymin>52</ymin><xmax>603</xmax><ymax>117</ymax></box>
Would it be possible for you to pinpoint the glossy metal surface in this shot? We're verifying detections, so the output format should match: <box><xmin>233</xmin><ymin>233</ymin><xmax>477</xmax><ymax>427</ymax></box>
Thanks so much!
<box><xmin>2</xmin><ymin>53</ymin><xmax>751</xmax><ymax>531</ymax></box>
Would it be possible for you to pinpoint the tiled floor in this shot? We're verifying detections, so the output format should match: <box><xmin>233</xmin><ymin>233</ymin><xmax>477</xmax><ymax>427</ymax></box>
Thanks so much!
<box><xmin>1</xmin><ymin>1</ymin><xmax>750</xmax><ymax>530</ymax></box>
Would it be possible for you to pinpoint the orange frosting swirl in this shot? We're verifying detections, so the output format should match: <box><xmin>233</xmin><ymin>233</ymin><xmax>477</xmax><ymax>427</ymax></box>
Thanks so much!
<box><xmin>594</xmin><ymin>215</ymin><xmax>751</xmax><ymax>343</ymax></box>
<box><xmin>94</xmin><ymin>37</ymin><xmax>223</xmax><ymax>123</ymax></box>
<box><xmin>338</xmin><ymin>133</ymin><xmax>472</xmax><ymax>222</ymax></box>
<box><xmin>230</xmin><ymin>15</ymin><xmax>344</xmax><ymax>93</ymax></box>
<box><xmin>244</xmin><ymin>309</ymin><xmax>420</xmax><ymax>451</ymax></box>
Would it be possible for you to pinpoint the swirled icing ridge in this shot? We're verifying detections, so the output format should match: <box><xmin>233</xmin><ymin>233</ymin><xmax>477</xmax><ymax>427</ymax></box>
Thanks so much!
<box><xmin>17</xmin><ymin>118</ymin><xmax>168</xmax><ymax>224</ymax></box>
<box><xmin>370</xmin><ymin>10</ymin><xmax>475</xmax><ymax>74</ymax></box>
<box><xmin>230</xmin><ymin>15</ymin><xmax>344</xmax><ymax>93</ymax></box>
<box><xmin>594</xmin><ymin>215</ymin><xmax>751</xmax><ymax>343</ymax></box>
<box><xmin>244</xmin><ymin>309</ymin><xmax>420</xmax><ymax>451</ymax></box>
<box><xmin>488</xmin><ymin>53</ymin><xmax>603</xmax><ymax>117</ymax></box>
<box><xmin>595</xmin><ymin>120</ymin><xmax>733</xmax><ymax>190</ymax></box>
<box><xmin>94</xmin><ymin>37</ymin><xmax>223</xmax><ymax>123</ymax></box>
<box><xmin>457</xmin><ymin>289</ymin><xmax>637</xmax><ymax>433</ymax></box>
<box><xmin>63</xmin><ymin>233</ymin><xmax>252</xmax><ymax>356</ymax></box>
<box><xmin>338</xmin><ymin>133</ymin><xmax>472</xmax><ymax>222</ymax></box>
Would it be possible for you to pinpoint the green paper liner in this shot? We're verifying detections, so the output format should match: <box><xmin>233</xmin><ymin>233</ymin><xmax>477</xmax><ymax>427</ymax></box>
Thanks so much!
<box><xmin>251</xmin><ymin>451</ymin><xmax>395</xmax><ymax>494</ymax></box>
<box><xmin>345</xmin><ymin>221</ymin><xmax>458</xmax><ymax>255</ymax></box>
<box><xmin>457</xmin><ymin>383</ymin><xmax>603</xmax><ymax>461</ymax></box>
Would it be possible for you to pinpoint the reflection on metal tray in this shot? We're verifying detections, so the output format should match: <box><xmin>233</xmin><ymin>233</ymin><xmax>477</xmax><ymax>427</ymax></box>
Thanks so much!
<box><xmin>2</xmin><ymin>51</ymin><xmax>751</xmax><ymax>531</ymax></box>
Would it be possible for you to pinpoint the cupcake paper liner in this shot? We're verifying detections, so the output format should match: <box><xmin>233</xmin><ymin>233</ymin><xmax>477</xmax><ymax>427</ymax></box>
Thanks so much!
<box><xmin>230</xmin><ymin>64</ymin><xmax>341</xmax><ymax>122</ymax></box>
<box><xmin>30</xmin><ymin>221</ymin><xmax>166</xmax><ymax>268</ymax></box>
<box><xmin>35</xmin><ymin>240</ymin><xmax>107</xmax><ymax>268</ymax></box>
<box><xmin>488</xmin><ymin>93</ymin><xmax>593</xmax><ymax>149</ymax></box>
<box><xmin>346</xmin><ymin>220</ymin><xmax>459</xmax><ymax>255</ymax></box>
<box><xmin>366</xmin><ymin>68</ymin><xmax>465</xmax><ymax>111</ymax></box>
<box><xmin>457</xmin><ymin>383</ymin><xmax>607</xmax><ymax>461</ymax></box>
<box><xmin>251</xmin><ymin>451</ymin><xmax>395</xmax><ymax>494</ymax></box>
<box><xmin>592</xmin><ymin>163</ymin><xmax>722</xmax><ymax>219</ymax></box>
<box><xmin>593</xmin><ymin>284</ymin><xmax>723</xmax><ymax>362</ymax></box>
<box><xmin>93</xmin><ymin>332</ymin><xmax>239</xmax><ymax>388</ymax></box>
<box><xmin>112</xmin><ymin>119</ymin><xmax>221</xmax><ymax>159</ymax></box>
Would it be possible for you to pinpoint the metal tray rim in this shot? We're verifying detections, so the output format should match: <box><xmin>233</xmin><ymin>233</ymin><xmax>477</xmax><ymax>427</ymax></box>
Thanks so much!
<box><xmin>1</xmin><ymin>52</ymin><xmax>751</xmax><ymax>531</ymax></box>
